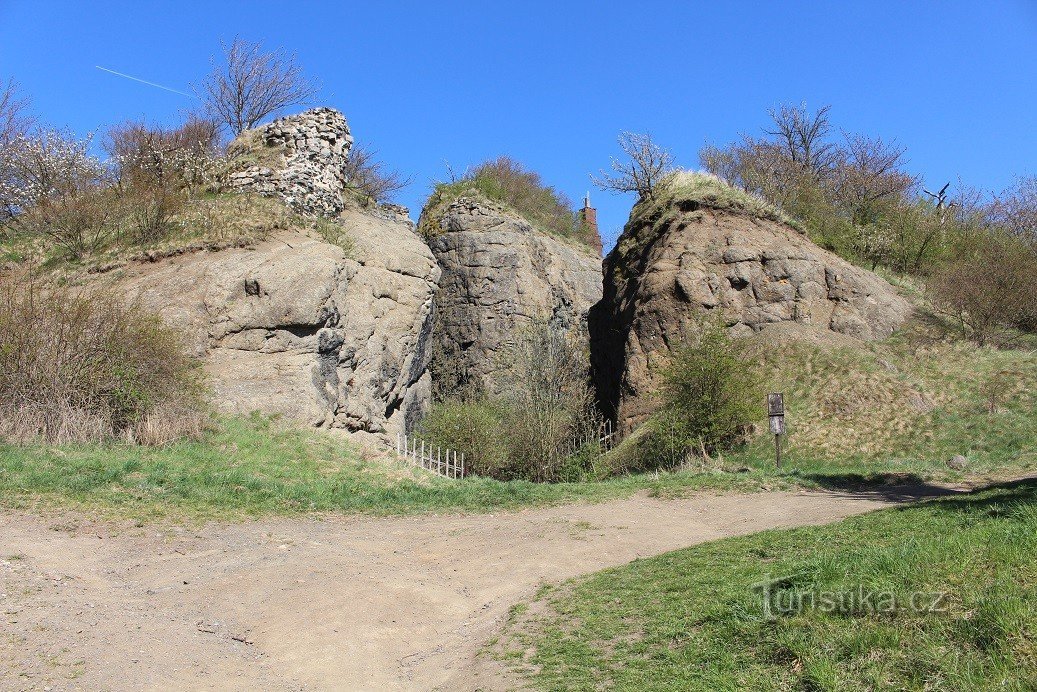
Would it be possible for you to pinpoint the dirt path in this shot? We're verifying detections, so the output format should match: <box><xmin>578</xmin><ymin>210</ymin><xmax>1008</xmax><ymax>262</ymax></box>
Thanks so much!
<box><xmin>0</xmin><ymin>486</ymin><xmax>948</xmax><ymax>691</ymax></box>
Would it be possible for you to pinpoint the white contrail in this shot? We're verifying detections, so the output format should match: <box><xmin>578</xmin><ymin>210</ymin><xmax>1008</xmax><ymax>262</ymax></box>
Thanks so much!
<box><xmin>94</xmin><ymin>66</ymin><xmax>196</xmax><ymax>98</ymax></box>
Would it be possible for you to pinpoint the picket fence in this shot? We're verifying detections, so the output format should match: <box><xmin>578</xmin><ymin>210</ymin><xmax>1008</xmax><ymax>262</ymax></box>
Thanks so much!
<box><xmin>561</xmin><ymin>419</ymin><xmax>617</xmax><ymax>457</ymax></box>
<box><xmin>395</xmin><ymin>420</ymin><xmax>617</xmax><ymax>480</ymax></box>
<box><xmin>395</xmin><ymin>431</ymin><xmax>465</xmax><ymax>479</ymax></box>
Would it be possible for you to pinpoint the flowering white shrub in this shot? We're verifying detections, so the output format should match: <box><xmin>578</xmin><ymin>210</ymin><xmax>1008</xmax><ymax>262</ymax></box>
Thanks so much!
<box><xmin>0</xmin><ymin>129</ymin><xmax>108</xmax><ymax>214</ymax></box>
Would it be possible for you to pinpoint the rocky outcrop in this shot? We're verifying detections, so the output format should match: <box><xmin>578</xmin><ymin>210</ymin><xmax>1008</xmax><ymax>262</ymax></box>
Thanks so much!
<box><xmin>591</xmin><ymin>174</ymin><xmax>912</xmax><ymax>433</ymax></box>
<box><xmin>226</xmin><ymin>108</ymin><xmax>355</xmax><ymax>217</ymax></box>
<box><xmin>101</xmin><ymin>108</ymin><xmax>442</xmax><ymax>440</ymax></box>
<box><xmin>425</xmin><ymin>197</ymin><xmax>602</xmax><ymax>397</ymax></box>
<box><xmin>114</xmin><ymin>214</ymin><xmax>440</xmax><ymax>440</ymax></box>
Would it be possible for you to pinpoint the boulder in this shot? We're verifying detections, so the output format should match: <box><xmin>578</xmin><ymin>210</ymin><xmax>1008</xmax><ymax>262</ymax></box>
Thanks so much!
<box><xmin>425</xmin><ymin>196</ymin><xmax>602</xmax><ymax>397</ymax></box>
<box><xmin>590</xmin><ymin>172</ymin><xmax>912</xmax><ymax>434</ymax></box>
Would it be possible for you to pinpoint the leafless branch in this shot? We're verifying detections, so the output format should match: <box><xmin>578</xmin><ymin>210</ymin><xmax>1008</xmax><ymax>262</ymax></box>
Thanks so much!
<box><xmin>592</xmin><ymin>131</ymin><xmax>674</xmax><ymax>200</ymax></box>
<box><xmin>198</xmin><ymin>37</ymin><xmax>318</xmax><ymax>136</ymax></box>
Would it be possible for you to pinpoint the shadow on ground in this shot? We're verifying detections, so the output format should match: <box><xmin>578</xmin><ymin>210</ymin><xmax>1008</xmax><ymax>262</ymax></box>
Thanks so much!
<box><xmin>798</xmin><ymin>472</ymin><xmax>965</xmax><ymax>502</ymax></box>
<box><xmin>800</xmin><ymin>471</ymin><xmax>1037</xmax><ymax>504</ymax></box>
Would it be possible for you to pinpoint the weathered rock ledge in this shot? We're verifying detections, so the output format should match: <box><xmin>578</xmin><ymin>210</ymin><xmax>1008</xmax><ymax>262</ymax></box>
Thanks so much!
<box><xmin>591</xmin><ymin>179</ymin><xmax>912</xmax><ymax>433</ymax></box>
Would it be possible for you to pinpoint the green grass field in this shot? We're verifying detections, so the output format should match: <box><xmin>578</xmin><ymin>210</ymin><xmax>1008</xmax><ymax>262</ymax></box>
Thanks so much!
<box><xmin>0</xmin><ymin>414</ymin><xmax>772</xmax><ymax>522</ymax></box>
<box><xmin>496</xmin><ymin>478</ymin><xmax>1037</xmax><ymax>690</ymax></box>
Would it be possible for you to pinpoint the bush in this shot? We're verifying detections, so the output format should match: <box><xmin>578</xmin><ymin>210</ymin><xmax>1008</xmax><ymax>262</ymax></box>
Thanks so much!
<box><xmin>419</xmin><ymin>157</ymin><xmax>597</xmax><ymax>249</ymax></box>
<box><xmin>341</xmin><ymin>144</ymin><xmax>409</xmax><ymax>204</ymax></box>
<box><xmin>928</xmin><ymin>234</ymin><xmax>1037</xmax><ymax>346</ymax></box>
<box><xmin>645</xmin><ymin>321</ymin><xmax>763</xmax><ymax>466</ymax></box>
<box><xmin>1</xmin><ymin>128</ymin><xmax>118</xmax><ymax>258</ymax></box>
<box><xmin>105</xmin><ymin>118</ymin><xmax>222</xmax><ymax>243</ymax></box>
<box><xmin>416</xmin><ymin>399</ymin><xmax>509</xmax><ymax>478</ymax></box>
<box><xmin>0</xmin><ymin>273</ymin><xmax>207</xmax><ymax>443</ymax></box>
<box><xmin>419</xmin><ymin>321</ymin><xmax>601</xmax><ymax>482</ymax></box>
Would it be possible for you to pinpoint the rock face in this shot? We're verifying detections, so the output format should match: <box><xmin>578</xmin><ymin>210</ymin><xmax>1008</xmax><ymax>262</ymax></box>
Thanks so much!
<box><xmin>115</xmin><ymin>217</ymin><xmax>440</xmax><ymax>439</ymax></box>
<box><xmin>591</xmin><ymin>195</ymin><xmax>912</xmax><ymax>433</ymax></box>
<box><xmin>226</xmin><ymin>108</ymin><xmax>354</xmax><ymax>217</ymax></box>
<box><xmin>426</xmin><ymin>197</ymin><xmax>602</xmax><ymax>397</ymax></box>
<box><xmin>104</xmin><ymin>108</ymin><xmax>442</xmax><ymax>440</ymax></box>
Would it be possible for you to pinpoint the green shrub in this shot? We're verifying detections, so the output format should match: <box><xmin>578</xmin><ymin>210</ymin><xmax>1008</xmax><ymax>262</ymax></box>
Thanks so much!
<box><xmin>417</xmin><ymin>398</ymin><xmax>509</xmax><ymax>478</ymax></box>
<box><xmin>646</xmin><ymin>321</ymin><xmax>763</xmax><ymax>465</ymax></box>
<box><xmin>418</xmin><ymin>156</ymin><xmax>597</xmax><ymax>249</ymax></box>
<box><xmin>420</xmin><ymin>321</ymin><xmax>601</xmax><ymax>482</ymax></box>
<box><xmin>928</xmin><ymin>233</ymin><xmax>1037</xmax><ymax>346</ymax></box>
<box><xmin>0</xmin><ymin>273</ymin><xmax>207</xmax><ymax>443</ymax></box>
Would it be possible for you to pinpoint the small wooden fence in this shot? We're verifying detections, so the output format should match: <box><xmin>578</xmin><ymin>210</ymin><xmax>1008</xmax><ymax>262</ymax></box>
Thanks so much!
<box><xmin>395</xmin><ymin>432</ymin><xmax>465</xmax><ymax>479</ymax></box>
<box><xmin>561</xmin><ymin>419</ymin><xmax>618</xmax><ymax>457</ymax></box>
<box><xmin>395</xmin><ymin>420</ymin><xmax>617</xmax><ymax>480</ymax></box>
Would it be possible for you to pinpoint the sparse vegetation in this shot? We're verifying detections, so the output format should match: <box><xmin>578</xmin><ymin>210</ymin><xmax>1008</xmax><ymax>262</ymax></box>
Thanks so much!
<box><xmin>418</xmin><ymin>156</ymin><xmax>598</xmax><ymax>249</ymax></box>
<box><xmin>420</xmin><ymin>321</ymin><xmax>602</xmax><ymax>482</ymax></box>
<box><xmin>497</xmin><ymin>478</ymin><xmax>1037</xmax><ymax>690</ymax></box>
<box><xmin>592</xmin><ymin>131</ymin><xmax>675</xmax><ymax>200</ymax></box>
<box><xmin>0</xmin><ymin>272</ymin><xmax>206</xmax><ymax>444</ymax></box>
<box><xmin>198</xmin><ymin>37</ymin><xmax>318</xmax><ymax>137</ymax></box>
<box><xmin>928</xmin><ymin>233</ymin><xmax>1037</xmax><ymax>346</ymax></box>
<box><xmin>608</xmin><ymin>171</ymin><xmax>800</xmax><ymax>278</ymax></box>
<box><xmin>341</xmin><ymin>143</ymin><xmax>410</xmax><ymax>204</ymax></box>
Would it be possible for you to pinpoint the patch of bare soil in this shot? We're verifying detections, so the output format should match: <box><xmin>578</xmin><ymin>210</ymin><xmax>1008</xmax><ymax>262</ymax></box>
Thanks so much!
<box><xmin>0</xmin><ymin>488</ymin><xmax>945</xmax><ymax>691</ymax></box>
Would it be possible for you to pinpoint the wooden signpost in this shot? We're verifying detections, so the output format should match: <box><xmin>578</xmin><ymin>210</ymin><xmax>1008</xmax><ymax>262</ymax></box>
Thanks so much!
<box><xmin>768</xmin><ymin>393</ymin><xmax>785</xmax><ymax>469</ymax></box>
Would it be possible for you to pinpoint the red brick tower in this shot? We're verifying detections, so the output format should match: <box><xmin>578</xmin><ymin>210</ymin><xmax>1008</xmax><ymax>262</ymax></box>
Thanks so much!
<box><xmin>578</xmin><ymin>192</ymin><xmax>603</xmax><ymax>256</ymax></box>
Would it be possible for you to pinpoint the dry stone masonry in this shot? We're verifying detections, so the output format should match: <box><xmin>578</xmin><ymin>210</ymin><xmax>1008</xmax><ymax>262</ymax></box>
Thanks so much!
<box><xmin>107</xmin><ymin>109</ymin><xmax>441</xmax><ymax>441</ymax></box>
<box><xmin>93</xmin><ymin>110</ymin><xmax>916</xmax><ymax>445</ymax></box>
<box><xmin>226</xmin><ymin>107</ymin><xmax>355</xmax><ymax>217</ymax></box>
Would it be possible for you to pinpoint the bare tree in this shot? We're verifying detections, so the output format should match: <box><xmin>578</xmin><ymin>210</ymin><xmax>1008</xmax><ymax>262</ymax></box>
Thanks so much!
<box><xmin>198</xmin><ymin>38</ymin><xmax>318</xmax><ymax>136</ymax></box>
<box><xmin>832</xmin><ymin>133</ymin><xmax>916</xmax><ymax>224</ymax></box>
<box><xmin>0</xmin><ymin>79</ymin><xmax>31</xmax><ymax>144</ymax></box>
<box><xmin>341</xmin><ymin>144</ymin><xmax>411</xmax><ymax>203</ymax></box>
<box><xmin>929</xmin><ymin>234</ymin><xmax>1037</xmax><ymax>345</ymax></box>
<box><xmin>765</xmin><ymin>103</ymin><xmax>838</xmax><ymax>176</ymax></box>
<box><xmin>989</xmin><ymin>176</ymin><xmax>1037</xmax><ymax>246</ymax></box>
<box><xmin>592</xmin><ymin>131</ymin><xmax>674</xmax><ymax>200</ymax></box>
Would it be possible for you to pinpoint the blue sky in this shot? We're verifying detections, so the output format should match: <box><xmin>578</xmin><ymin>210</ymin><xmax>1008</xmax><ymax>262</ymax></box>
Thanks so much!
<box><xmin>2</xmin><ymin>1</ymin><xmax>1035</xmax><ymax>251</ymax></box>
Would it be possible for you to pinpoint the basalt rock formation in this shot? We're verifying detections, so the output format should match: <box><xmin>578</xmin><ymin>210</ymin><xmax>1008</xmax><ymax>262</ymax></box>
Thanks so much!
<box><xmin>590</xmin><ymin>172</ymin><xmax>912</xmax><ymax>433</ymax></box>
<box><xmin>115</xmin><ymin>217</ymin><xmax>439</xmax><ymax>441</ymax></box>
<box><xmin>423</xmin><ymin>196</ymin><xmax>602</xmax><ymax>398</ymax></box>
<box><xmin>111</xmin><ymin>109</ymin><xmax>440</xmax><ymax>440</ymax></box>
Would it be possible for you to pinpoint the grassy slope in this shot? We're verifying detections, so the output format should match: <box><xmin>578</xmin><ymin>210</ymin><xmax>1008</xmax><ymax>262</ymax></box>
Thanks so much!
<box><xmin>0</xmin><ymin>415</ymin><xmax>771</xmax><ymax>522</ymax></box>
<box><xmin>601</xmin><ymin>311</ymin><xmax>1037</xmax><ymax>492</ymax></box>
<box><xmin>497</xmin><ymin>478</ymin><xmax>1037</xmax><ymax>690</ymax></box>
<box><xmin>1</xmin><ymin>317</ymin><xmax>1033</xmax><ymax>522</ymax></box>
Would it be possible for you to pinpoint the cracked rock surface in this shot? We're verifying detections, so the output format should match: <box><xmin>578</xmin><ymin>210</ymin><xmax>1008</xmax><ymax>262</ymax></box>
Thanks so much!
<box><xmin>426</xmin><ymin>197</ymin><xmax>602</xmax><ymax>398</ymax></box>
<box><xmin>113</xmin><ymin>213</ymin><xmax>440</xmax><ymax>439</ymax></box>
<box><xmin>590</xmin><ymin>205</ymin><xmax>912</xmax><ymax>433</ymax></box>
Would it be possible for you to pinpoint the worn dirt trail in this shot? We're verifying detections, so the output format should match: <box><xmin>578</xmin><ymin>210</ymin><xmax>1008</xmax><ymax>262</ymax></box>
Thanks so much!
<box><xmin>0</xmin><ymin>486</ymin><xmax>945</xmax><ymax>691</ymax></box>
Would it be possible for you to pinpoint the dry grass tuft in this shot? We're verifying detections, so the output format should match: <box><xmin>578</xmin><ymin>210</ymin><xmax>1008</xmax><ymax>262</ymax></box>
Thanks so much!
<box><xmin>0</xmin><ymin>271</ymin><xmax>208</xmax><ymax>445</ymax></box>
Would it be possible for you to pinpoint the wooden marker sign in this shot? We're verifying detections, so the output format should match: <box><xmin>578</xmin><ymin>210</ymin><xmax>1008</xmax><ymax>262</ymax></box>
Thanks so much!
<box><xmin>767</xmin><ymin>393</ymin><xmax>785</xmax><ymax>468</ymax></box>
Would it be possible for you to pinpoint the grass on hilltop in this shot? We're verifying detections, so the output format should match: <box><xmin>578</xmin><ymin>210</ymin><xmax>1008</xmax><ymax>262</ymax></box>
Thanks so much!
<box><xmin>495</xmin><ymin>477</ymin><xmax>1037</xmax><ymax>690</ymax></box>
<box><xmin>416</xmin><ymin>156</ymin><xmax>599</xmax><ymax>251</ymax></box>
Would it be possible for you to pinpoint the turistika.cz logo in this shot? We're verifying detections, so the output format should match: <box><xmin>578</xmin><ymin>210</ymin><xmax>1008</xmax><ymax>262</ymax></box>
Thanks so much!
<box><xmin>752</xmin><ymin>573</ymin><xmax>950</xmax><ymax>621</ymax></box>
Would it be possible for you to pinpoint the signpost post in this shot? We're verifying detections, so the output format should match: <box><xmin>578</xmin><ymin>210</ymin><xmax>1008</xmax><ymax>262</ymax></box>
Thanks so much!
<box><xmin>767</xmin><ymin>393</ymin><xmax>785</xmax><ymax>469</ymax></box>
